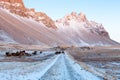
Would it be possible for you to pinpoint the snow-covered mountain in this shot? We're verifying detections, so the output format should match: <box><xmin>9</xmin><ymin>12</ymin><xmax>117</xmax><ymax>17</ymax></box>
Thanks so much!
<box><xmin>56</xmin><ymin>12</ymin><xmax>109</xmax><ymax>38</ymax></box>
<box><xmin>0</xmin><ymin>0</ymin><xmax>119</xmax><ymax>46</ymax></box>
<box><xmin>55</xmin><ymin>12</ymin><xmax>117</xmax><ymax>46</ymax></box>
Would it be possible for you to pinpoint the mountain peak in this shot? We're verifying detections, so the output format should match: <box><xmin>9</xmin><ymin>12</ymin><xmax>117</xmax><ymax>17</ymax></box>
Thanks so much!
<box><xmin>0</xmin><ymin>0</ymin><xmax>24</xmax><ymax>7</ymax></box>
<box><xmin>79</xmin><ymin>12</ymin><xmax>87</xmax><ymax>21</ymax></box>
<box><xmin>70</xmin><ymin>12</ymin><xmax>77</xmax><ymax>17</ymax></box>
<box><xmin>0</xmin><ymin>0</ymin><xmax>57</xmax><ymax>29</ymax></box>
<box><xmin>56</xmin><ymin>12</ymin><xmax>88</xmax><ymax>25</ymax></box>
<box><xmin>55</xmin><ymin>12</ymin><xmax>110</xmax><ymax>38</ymax></box>
<box><xmin>69</xmin><ymin>12</ymin><xmax>87</xmax><ymax>21</ymax></box>
<box><xmin>0</xmin><ymin>0</ymin><xmax>23</xmax><ymax>3</ymax></box>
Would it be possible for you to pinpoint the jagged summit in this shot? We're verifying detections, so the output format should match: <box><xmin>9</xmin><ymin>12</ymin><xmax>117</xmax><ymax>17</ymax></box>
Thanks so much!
<box><xmin>56</xmin><ymin>12</ymin><xmax>88</xmax><ymax>24</ymax></box>
<box><xmin>0</xmin><ymin>0</ymin><xmax>23</xmax><ymax>4</ymax></box>
<box><xmin>55</xmin><ymin>12</ymin><xmax>110</xmax><ymax>38</ymax></box>
<box><xmin>79</xmin><ymin>12</ymin><xmax>87</xmax><ymax>21</ymax></box>
<box><xmin>0</xmin><ymin>0</ymin><xmax>57</xmax><ymax>29</ymax></box>
<box><xmin>69</xmin><ymin>12</ymin><xmax>87</xmax><ymax>21</ymax></box>
<box><xmin>0</xmin><ymin>0</ymin><xmax>24</xmax><ymax>7</ymax></box>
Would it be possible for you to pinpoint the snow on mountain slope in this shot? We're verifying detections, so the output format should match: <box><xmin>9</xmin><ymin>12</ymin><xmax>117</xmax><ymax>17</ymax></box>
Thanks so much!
<box><xmin>0</xmin><ymin>0</ymin><xmax>57</xmax><ymax>29</ymax></box>
<box><xmin>55</xmin><ymin>12</ymin><xmax>119</xmax><ymax>45</ymax></box>
<box><xmin>0</xmin><ymin>8</ymin><xmax>64</xmax><ymax>46</ymax></box>
<box><xmin>0</xmin><ymin>30</ymin><xmax>16</xmax><ymax>43</ymax></box>
<box><xmin>0</xmin><ymin>0</ymin><xmax>119</xmax><ymax>46</ymax></box>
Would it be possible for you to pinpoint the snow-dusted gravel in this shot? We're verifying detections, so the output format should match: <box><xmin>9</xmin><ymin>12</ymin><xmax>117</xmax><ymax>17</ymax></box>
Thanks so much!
<box><xmin>64</xmin><ymin>54</ymin><xmax>102</xmax><ymax>80</ymax></box>
<box><xmin>0</xmin><ymin>53</ymin><xmax>103</xmax><ymax>80</ymax></box>
<box><xmin>40</xmin><ymin>54</ymin><xmax>102</xmax><ymax>80</ymax></box>
<box><xmin>0</xmin><ymin>55</ymin><xmax>59</xmax><ymax>80</ymax></box>
<box><xmin>40</xmin><ymin>54</ymin><xmax>71</xmax><ymax>80</ymax></box>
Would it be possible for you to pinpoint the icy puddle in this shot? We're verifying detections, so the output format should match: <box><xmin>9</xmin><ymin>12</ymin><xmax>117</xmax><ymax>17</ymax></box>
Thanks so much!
<box><xmin>0</xmin><ymin>54</ymin><xmax>104</xmax><ymax>80</ymax></box>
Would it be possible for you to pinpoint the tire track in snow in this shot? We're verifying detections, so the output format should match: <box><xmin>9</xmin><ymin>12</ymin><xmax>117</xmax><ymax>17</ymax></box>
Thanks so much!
<box><xmin>64</xmin><ymin>55</ymin><xmax>83</xmax><ymax>80</ymax></box>
<box><xmin>0</xmin><ymin>55</ymin><xmax>61</xmax><ymax>80</ymax></box>
<box><xmin>39</xmin><ymin>53</ymin><xmax>103</xmax><ymax>80</ymax></box>
<box><xmin>0</xmin><ymin>53</ymin><xmax>103</xmax><ymax>80</ymax></box>
<box><xmin>39</xmin><ymin>54</ymin><xmax>71</xmax><ymax>80</ymax></box>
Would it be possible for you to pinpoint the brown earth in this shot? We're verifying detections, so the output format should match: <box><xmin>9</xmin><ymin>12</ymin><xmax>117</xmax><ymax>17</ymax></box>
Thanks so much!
<box><xmin>66</xmin><ymin>46</ymin><xmax>120</xmax><ymax>62</ymax></box>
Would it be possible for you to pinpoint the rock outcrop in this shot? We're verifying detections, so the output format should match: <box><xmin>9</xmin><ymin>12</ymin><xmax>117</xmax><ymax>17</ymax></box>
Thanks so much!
<box><xmin>0</xmin><ymin>0</ymin><xmax>57</xmax><ymax>29</ymax></box>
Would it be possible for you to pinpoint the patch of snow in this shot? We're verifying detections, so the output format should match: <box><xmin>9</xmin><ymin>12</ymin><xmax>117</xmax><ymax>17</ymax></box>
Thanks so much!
<box><xmin>26</xmin><ymin>11</ymin><xmax>35</xmax><ymax>16</ymax></box>
<box><xmin>79</xmin><ymin>39</ymin><xmax>89</xmax><ymax>46</ymax></box>
<box><xmin>0</xmin><ymin>30</ymin><xmax>16</xmax><ymax>43</ymax></box>
<box><xmin>0</xmin><ymin>55</ymin><xmax>60</xmax><ymax>80</ymax></box>
<box><xmin>11</xmin><ymin>3</ymin><xmax>21</xmax><ymax>7</ymax></box>
<box><xmin>0</xmin><ymin>51</ymin><xmax>104</xmax><ymax>80</ymax></box>
<box><xmin>38</xmin><ymin>17</ymin><xmax>45</xmax><ymax>20</ymax></box>
<box><xmin>91</xmin><ymin>41</ymin><xmax>110</xmax><ymax>46</ymax></box>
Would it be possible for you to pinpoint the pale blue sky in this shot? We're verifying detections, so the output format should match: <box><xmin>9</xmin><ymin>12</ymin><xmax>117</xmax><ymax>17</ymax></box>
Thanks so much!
<box><xmin>23</xmin><ymin>0</ymin><xmax>120</xmax><ymax>43</ymax></box>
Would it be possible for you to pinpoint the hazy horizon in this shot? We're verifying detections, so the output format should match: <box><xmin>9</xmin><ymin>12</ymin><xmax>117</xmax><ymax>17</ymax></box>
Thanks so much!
<box><xmin>23</xmin><ymin>0</ymin><xmax>120</xmax><ymax>43</ymax></box>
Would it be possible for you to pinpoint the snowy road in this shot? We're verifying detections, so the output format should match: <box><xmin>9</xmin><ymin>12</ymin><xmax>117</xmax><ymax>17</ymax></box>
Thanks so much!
<box><xmin>0</xmin><ymin>53</ymin><xmax>103</xmax><ymax>80</ymax></box>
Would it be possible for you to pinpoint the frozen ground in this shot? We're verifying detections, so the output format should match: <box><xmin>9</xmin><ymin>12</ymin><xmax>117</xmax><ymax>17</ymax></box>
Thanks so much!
<box><xmin>86</xmin><ymin>61</ymin><xmax>120</xmax><ymax>80</ymax></box>
<box><xmin>0</xmin><ymin>51</ymin><xmax>104</xmax><ymax>80</ymax></box>
<box><xmin>67</xmin><ymin>46</ymin><xmax>120</xmax><ymax>80</ymax></box>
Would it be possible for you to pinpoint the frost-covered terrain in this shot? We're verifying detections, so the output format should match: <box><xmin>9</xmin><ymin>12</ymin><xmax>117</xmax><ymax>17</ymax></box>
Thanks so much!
<box><xmin>86</xmin><ymin>61</ymin><xmax>120</xmax><ymax>80</ymax></box>
<box><xmin>0</xmin><ymin>51</ymin><xmax>104</xmax><ymax>80</ymax></box>
<box><xmin>0</xmin><ymin>44</ymin><xmax>119</xmax><ymax>80</ymax></box>
<box><xmin>67</xmin><ymin>46</ymin><xmax>120</xmax><ymax>80</ymax></box>
<box><xmin>0</xmin><ymin>45</ymin><xmax>119</xmax><ymax>80</ymax></box>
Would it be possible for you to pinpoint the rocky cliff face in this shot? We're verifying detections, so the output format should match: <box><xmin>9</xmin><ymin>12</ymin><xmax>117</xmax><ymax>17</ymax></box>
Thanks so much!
<box><xmin>0</xmin><ymin>0</ymin><xmax>57</xmax><ymax>29</ymax></box>
<box><xmin>0</xmin><ymin>0</ymin><xmax>24</xmax><ymax>4</ymax></box>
